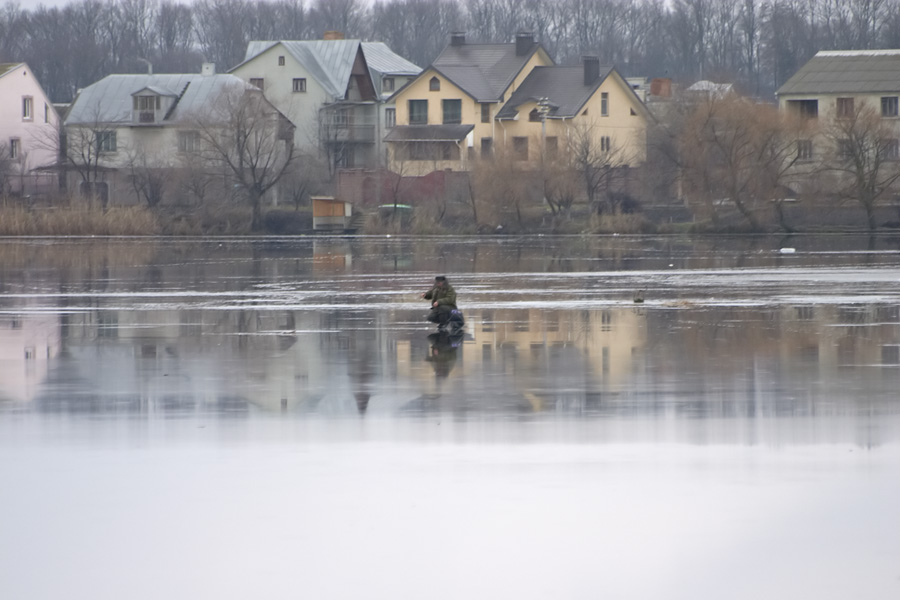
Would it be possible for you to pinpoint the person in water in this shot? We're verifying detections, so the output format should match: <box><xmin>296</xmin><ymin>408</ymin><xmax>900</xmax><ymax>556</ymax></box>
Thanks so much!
<box><xmin>422</xmin><ymin>275</ymin><xmax>457</xmax><ymax>330</ymax></box>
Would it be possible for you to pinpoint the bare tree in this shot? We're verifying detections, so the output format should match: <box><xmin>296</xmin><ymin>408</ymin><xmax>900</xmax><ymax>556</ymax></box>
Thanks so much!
<box><xmin>189</xmin><ymin>86</ymin><xmax>297</xmax><ymax>230</ymax></box>
<box><xmin>568</xmin><ymin>122</ymin><xmax>636</xmax><ymax>215</ymax></box>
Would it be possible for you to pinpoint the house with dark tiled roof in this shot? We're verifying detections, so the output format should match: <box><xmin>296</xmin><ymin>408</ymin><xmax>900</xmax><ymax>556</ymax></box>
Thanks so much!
<box><xmin>230</xmin><ymin>34</ymin><xmax>420</xmax><ymax>171</ymax></box>
<box><xmin>494</xmin><ymin>57</ymin><xmax>651</xmax><ymax>166</ymax></box>
<box><xmin>777</xmin><ymin>50</ymin><xmax>900</xmax><ymax>162</ymax></box>
<box><xmin>385</xmin><ymin>32</ymin><xmax>553</xmax><ymax>175</ymax></box>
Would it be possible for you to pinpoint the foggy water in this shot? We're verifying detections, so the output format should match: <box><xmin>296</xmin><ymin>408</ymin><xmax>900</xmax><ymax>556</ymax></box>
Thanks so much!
<box><xmin>2</xmin><ymin>235</ymin><xmax>899</xmax><ymax>599</ymax></box>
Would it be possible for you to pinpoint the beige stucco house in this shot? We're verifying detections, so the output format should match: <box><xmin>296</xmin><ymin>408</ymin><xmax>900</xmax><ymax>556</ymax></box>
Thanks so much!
<box><xmin>0</xmin><ymin>63</ymin><xmax>61</xmax><ymax>196</ymax></box>
<box><xmin>385</xmin><ymin>32</ymin><xmax>554</xmax><ymax>175</ymax></box>
<box><xmin>777</xmin><ymin>50</ymin><xmax>900</xmax><ymax>162</ymax></box>
<box><xmin>229</xmin><ymin>36</ymin><xmax>420</xmax><ymax>172</ymax></box>
<box><xmin>494</xmin><ymin>58</ymin><xmax>651</xmax><ymax>167</ymax></box>
<box><xmin>385</xmin><ymin>33</ymin><xmax>649</xmax><ymax>176</ymax></box>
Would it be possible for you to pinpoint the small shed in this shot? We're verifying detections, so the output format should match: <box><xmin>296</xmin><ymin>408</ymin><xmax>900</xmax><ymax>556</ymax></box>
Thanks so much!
<box><xmin>312</xmin><ymin>196</ymin><xmax>353</xmax><ymax>231</ymax></box>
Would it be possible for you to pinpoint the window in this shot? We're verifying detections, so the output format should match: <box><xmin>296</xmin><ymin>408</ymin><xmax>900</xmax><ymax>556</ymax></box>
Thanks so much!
<box><xmin>383</xmin><ymin>77</ymin><xmax>395</xmax><ymax>92</ymax></box>
<box><xmin>278</xmin><ymin>55</ymin><xmax>285</xmax><ymax>66</ymax></box>
<box><xmin>178</xmin><ymin>130</ymin><xmax>201</xmax><ymax>152</ymax></box>
<box><xmin>789</xmin><ymin>99</ymin><xmax>818</xmax><ymax>119</ymax></box>
<box><xmin>406</xmin><ymin>141</ymin><xmax>457</xmax><ymax>161</ymax></box>
<box><xmin>797</xmin><ymin>140</ymin><xmax>813</xmax><ymax>160</ymax></box>
<box><xmin>385</xmin><ymin>107</ymin><xmax>396</xmax><ymax>128</ymax></box>
<box><xmin>836</xmin><ymin>97</ymin><xmax>854</xmax><ymax>118</ymax></box>
<box><xmin>22</xmin><ymin>96</ymin><xmax>33</xmax><ymax>120</ymax></box>
<box><xmin>513</xmin><ymin>136</ymin><xmax>528</xmax><ymax>160</ymax></box>
<box><xmin>601</xmin><ymin>92</ymin><xmax>609</xmax><ymax>116</ymax></box>
<box><xmin>882</xmin><ymin>96</ymin><xmax>899</xmax><ymax>117</ymax></box>
<box><xmin>409</xmin><ymin>99</ymin><xmax>428</xmax><ymax>124</ymax></box>
<box><xmin>97</xmin><ymin>131</ymin><xmax>117</xmax><ymax>153</ymax></box>
<box><xmin>429</xmin><ymin>76</ymin><xmax>440</xmax><ymax>91</ymax></box>
<box><xmin>481</xmin><ymin>137</ymin><xmax>493</xmax><ymax>158</ymax></box>
<box><xmin>250</xmin><ymin>78</ymin><xmax>264</xmax><ymax>90</ymax></box>
<box><xmin>442</xmin><ymin>99</ymin><xmax>461</xmax><ymax>124</ymax></box>
<box><xmin>481</xmin><ymin>103</ymin><xmax>491</xmax><ymax>123</ymax></box>
<box><xmin>601</xmin><ymin>136</ymin><xmax>612</xmax><ymax>152</ymax></box>
<box><xmin>546</xmin><ymin>136</ymin><xmax>558</xmax><ymax>159</ymax></box>
<box><xmin>133</xmin><ymin>96</ymin><xmax>160</xmax><ymax>111</ymax></box>
<box><xmin>292</xmin><ymin>78</ymin><xmax>306</xmax><ymax>93</ymax></box>
<box><xmin>880</xmin><ymin>139</ymin><xmax>899</xmax><ymax>161</ymax></box>
<box><xmin>529</xmin><ymin>108</ymin><xmax>541</xmax><ymax>122</ymax></box>
<box><xmin>44</xmin><ymin>103</ymin><xmax>49</xmax><ymax>123</ymax></box>
<box><xmin>9</xmin><ymin>138</ymin><xmax>20</xmax><ymax>160</ymax></box>
<box><xmin>837</xmin><ymin>138</ymin><xmax>853</xmax><ymax>160</ymax></box>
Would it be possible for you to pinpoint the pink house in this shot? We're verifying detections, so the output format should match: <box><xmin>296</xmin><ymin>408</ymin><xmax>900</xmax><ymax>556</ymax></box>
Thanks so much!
<box><xmin>0</xmin><ymin>63</ymin><xmax>60</xmax><ymax>196</ymax></box>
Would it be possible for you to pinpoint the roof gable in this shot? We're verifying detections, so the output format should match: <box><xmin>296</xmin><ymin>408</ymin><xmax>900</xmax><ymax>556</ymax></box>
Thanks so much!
<box><xmin>496</xmin><ymin>64</ymin><xmax>650</xmax><ymax>121</ymax></box>
<box><xmin>777</xmin><ymin>50</ymin><xmax>900</xmax><ymax>96</ymax></box>
<box><xmin>430</xmin><ymin>41</ymin><xmax>552</xmax><ymax>102</ymax></box>
<box><xmin>233</xmin><ymin>39</ymin><xmax>420</xmax><ymax>99</ymax></box>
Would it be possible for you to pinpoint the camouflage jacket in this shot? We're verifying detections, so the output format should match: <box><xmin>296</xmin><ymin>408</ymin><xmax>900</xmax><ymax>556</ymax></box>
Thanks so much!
<box><xmin>424</xmin><ymin>283</ymin><xmax>457</xmax><ymax>308</ymax></box>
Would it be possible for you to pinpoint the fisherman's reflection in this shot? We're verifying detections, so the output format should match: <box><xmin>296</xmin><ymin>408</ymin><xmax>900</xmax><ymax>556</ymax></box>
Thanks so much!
<box><xmin>426</xmin><ymin>331</ymin><xmax>462</xmax><ymax>378</ymax></box>
<box><xmin>346</xmin><ymin>325</ymin><xmax>379</xmax><ymax>415</ymax></box>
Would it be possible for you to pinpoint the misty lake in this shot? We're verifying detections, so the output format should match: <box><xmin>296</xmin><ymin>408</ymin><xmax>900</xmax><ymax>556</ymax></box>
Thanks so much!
<box><xmin>2</xmin><ymin>234</ymin><xmax>899</xmax><ymax>599</ymax></box>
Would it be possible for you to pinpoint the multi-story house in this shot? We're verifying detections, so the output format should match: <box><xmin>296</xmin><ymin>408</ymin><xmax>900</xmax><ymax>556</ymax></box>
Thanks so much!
<box><xmin>229</xmin><ymin>34</ymin><xmax>420</xmax><ymax>173</ymax></box>
<box><xmin>385</xmin><ymin>32</ymin><xmax>554</xmax><ymax>176</ymax></box>
<box><xmin>64</xmin><ymin>64</ymin><xmax>291</xmax><ymax>207</ymax></box>
<box><xmin>494</xmin><ymin>57</ymin><xmax>651</xmax><ymax>166</ymax></box>
<box><xmin>0</xmin><ymin>63</ymin><xmax>61</xmax><ymax>196</ymax></box>
<box><xmin>777</xmin><ymin>50</ymin><xmax>900</xmax><ymax>163</ymax></box>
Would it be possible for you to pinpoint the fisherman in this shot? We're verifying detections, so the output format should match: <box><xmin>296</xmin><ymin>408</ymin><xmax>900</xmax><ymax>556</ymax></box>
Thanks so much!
<box><xmin>422</xmin><ymin>275</ymin><xmax>458</xmax><ymax>330</ymax></box>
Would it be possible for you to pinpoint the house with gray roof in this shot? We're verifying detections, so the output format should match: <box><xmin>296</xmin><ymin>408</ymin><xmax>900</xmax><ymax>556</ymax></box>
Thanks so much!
<box><xmin>777</xmin><ymin>50</ymin><xmax>900</xmax><ymax>162</ymax></box>
<box><xmin>493</xmin><ymin>57</ymin><xmax>652</xmax><ymax>166</ymax></box>
<box><xmin>229</xmin><ymin>35</ymin><xmax>420</xmax><ymax>172</ymax></box>
<box><xmin>386</xmin><ymin>31</ymin><xmax>554</xmax><ymax>175</ymax></box>
<box><xmin>64</xmin><ymin>64</ymin><xmax>289</xmax><ymax>206</ymax></box>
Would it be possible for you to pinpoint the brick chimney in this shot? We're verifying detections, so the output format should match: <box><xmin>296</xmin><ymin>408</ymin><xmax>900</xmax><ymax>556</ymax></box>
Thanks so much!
<box><xmin>450</xmin><ymin>31</ymin><xmax>466</xmax><ymax>46</ymax></box>
<box><xmin>650</xmin><ymin>78</ymin><xmax>672</xmax><ymax>98</ymax></box>
<box><xmin>323</xmin><ymin>31</ymin><xmax>345</xmax><ymax>40</ymax></box>
<box><xmin>515</xmin><ymin>31</ymin><xmax>534</xmax><ymax>56</ymax></box>
<box><xmin>583</xmin><ymin>55</ymin><xmax>600</xmax><ymax>86</ymax></box>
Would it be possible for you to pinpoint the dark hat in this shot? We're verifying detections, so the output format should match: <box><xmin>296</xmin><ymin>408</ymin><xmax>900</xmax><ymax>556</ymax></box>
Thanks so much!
<box><xmin>435</xmin><ymin>275</ymin><xmax>447</xmax><ymax>282</ymax></box>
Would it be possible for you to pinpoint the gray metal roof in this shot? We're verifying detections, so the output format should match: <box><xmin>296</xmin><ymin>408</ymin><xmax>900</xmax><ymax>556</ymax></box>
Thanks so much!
<box><xmin>777</xmin><ymin>50</ymin><xmax>900</xmax><ymax>96</ymax></box>
<box><xmin>236</xmin><ymin>40</ymin><xmax>419</xmax><ymax>99</ymax></box>
<box><xmin>431</xmin><ymin>42</ymin><xmax>548</xmax><ymax>102</ymax></box>
<box><xmin>65</xmin><ymin>73</ymin><xmax>248</xmax><ymax>125</ymax></box>
<box><xmin>496</xmin><ymin>65</ymin><xmax>614</xmax><ymax>119</ymax></box>
<box><xmin>384</xmin><ymin>124</ymin><xmax>474</xmax><ymax>142</ymax></box>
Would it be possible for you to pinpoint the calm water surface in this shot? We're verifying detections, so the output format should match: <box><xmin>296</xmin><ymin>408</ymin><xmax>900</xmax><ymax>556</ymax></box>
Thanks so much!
<box><xmin>2</xmin><ymin>235</ymin><xmax>899</xmax><ymax>599</ymax></box>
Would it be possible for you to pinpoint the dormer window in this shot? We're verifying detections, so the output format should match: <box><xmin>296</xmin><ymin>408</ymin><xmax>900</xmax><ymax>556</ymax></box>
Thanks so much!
<box><xmin>383</xmin><ymin>77</ymin><xmax>395</xmax><ymax>93</ymax></box>
<box><xmin>133</xmin><ymin>95</ymin><xmax>161</xmax><ymax>123</ymax></box>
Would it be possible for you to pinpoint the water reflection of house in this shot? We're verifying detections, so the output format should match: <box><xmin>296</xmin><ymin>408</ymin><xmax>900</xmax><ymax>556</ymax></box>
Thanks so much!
<box><xmin>60</xmin><ymin>308</ymin><xmax>329</xmax><ymax>412</ymax></box>
<box><xmin>0</xmin><ymin>313</ymin><xmax>60</xmax><ymax>402</ymax></box>
<box><xmin>394</xmin><ymin>307</ymin><xmax>648</xmax><ymax>406</ymax></box>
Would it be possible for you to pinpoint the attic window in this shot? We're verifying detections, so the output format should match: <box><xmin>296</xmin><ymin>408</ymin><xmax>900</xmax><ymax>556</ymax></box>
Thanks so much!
<box><xmin>278</xmin><ymin>55</ymin><xmax>285</xmax><ymax>66</ymax></box>
<box><xmin>630</xmin><ymin>108</ymin><xmax>636</xmax><ymax>116</ymax></box>
<box><xmin>529</xmin><ymin>108</ymin><xmax>541</xmax><ymax>122</ymax></box>
<box><xmin>383</xmin><ymin>77</ymin><xmax>395</xmax><ymax>92</ymax></box>
<box><xmin>429</xmin><ymin>76</ymin><xmax>440</xmax><ymax>92</ymax></box>
<box><xmin>601</xmin><ymin>92</ymin><xmax>609</xmax><ymax>116</ymax></box>
<box><xmin>582</xmin><ymin>109</ymin><xmax>588</xmax><ymax>116</ymax></box>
